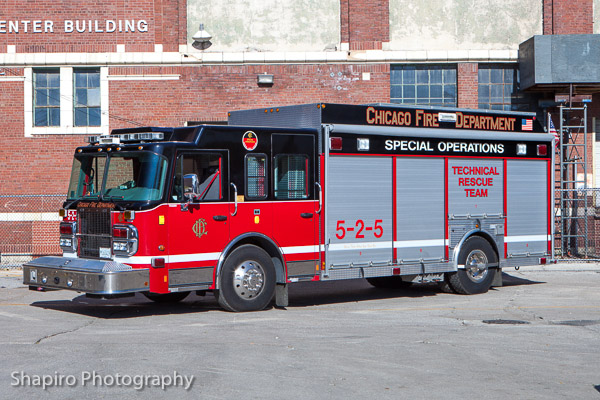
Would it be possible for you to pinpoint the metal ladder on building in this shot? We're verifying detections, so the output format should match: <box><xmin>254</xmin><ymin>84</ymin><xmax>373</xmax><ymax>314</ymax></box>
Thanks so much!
<box><xmin>557</xmin><ymin>104</ymin><xmax>588</xmax><ymax>257</ymax></box>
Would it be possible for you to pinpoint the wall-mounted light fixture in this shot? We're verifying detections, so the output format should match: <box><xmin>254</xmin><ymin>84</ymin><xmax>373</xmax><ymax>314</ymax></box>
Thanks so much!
<box><xmin>192</xmin><ymin>24</ymin><xmax>212</xmax><ymax>50</ymax></box>
<box><xmin>257</xmin><ymin>73</ymin><xmax>274</xmax><ymax>86</ymax></box>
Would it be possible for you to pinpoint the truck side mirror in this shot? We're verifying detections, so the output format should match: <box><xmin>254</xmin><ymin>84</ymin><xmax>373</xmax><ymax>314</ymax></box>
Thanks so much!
<box><xmin>183</xmin><ymin>174</ymin><xmax>200</xmax><ymax>198</ymax></box>
<box><xmin>181</xmin><ymin>173</ymin><xmax>200</xmax><ymax>211</ymax></box>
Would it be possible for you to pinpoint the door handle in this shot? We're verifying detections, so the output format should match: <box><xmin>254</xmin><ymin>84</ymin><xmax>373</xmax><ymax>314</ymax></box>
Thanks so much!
<box><xmin>213</xmin><ymin>215</ymin><xmax>227</xmax><ymax>222</ymax></box>
<box><xmin>315</xmin><ymin>182</ymin><xmax>322</xmax><ymax>214</ymax></box>
<box><xmin>300</xmin><ymin>213</ymin><xmax>313</xmax><ymax>219</ymax></box>
<box><xmin>230</xmin><ymin>182</ymin><xmax>238</xmax><ymax>216</ymax></box>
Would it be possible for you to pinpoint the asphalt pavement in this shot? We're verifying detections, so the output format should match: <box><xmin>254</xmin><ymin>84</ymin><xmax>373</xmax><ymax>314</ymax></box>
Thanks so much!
<box><xmin>0</xmin><ymin>263</ymin><xmax>598</xmax><ymax>400</ymax></box>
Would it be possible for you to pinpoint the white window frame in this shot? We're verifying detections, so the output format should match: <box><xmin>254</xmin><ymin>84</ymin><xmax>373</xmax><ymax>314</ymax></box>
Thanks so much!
<box><xmin>24</xmin><ymin>66</ymin><xmax>109</xmax><ymax>137</ymax></box>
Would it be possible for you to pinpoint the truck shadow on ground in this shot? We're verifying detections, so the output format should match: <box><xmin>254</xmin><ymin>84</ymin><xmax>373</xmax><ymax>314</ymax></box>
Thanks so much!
<box><xmin>29</xmin><ymin>272</ymin><xmax>544</xmax><ymax>318</ymax></box>
<box><xmin>286</xmin><ymin>272</ymin><xmax>544</xmax><ymax>308</ymax></box>
<box><xmin>500</xmin><ymin>272</ymin><xmax>546</xmax><ymax>287</ymax></box>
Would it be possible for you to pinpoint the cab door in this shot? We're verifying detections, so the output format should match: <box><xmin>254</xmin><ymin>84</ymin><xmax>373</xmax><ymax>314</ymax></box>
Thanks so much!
<box><xmin>271</xmin><ymin>133</ymin><xmax>319</xmax><ymax>278</ymax></box>
<box><xmin>163</xmin><ymin>150</ymin><xmax>229</xmax><ymax>292</ymax></box>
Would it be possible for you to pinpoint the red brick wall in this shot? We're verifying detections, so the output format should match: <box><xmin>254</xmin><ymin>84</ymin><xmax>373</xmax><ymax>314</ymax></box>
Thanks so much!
<box><xmin>587</xmin><ymin>94</ymin><xmax>600</xmax><ymax>178</ymax></box>
<box><xmin>341</xmin><ymin>0</ymin><xmax>389</xmax><ymax>50</ymax></box>
<box><xmin>0</xmin><ymin>0</ymin><xmax>186</xmax><ymax>53</ymax></box>
<box><xmin>543</xmin><ymin>0</ymin><xmax>594</xmax><ymax>34</ymax></box>
<box><xmin>457</xmin><ymin>63</ymin><xmax>478</xmax><ymax>109</ymax></box>
<box><xmin>0</xmin><ymin>64</ymin><xmax>390</xmax><ymax>194</ymax></box>
<box><xmin>0</xmin><ymin>68</ymin><xmax>88</xmax><ymax>194</ymax></box>
<box><xmin>109</xmin><ymin>64</ymin><xmax>390</xmax><ymax>127</ymax></box>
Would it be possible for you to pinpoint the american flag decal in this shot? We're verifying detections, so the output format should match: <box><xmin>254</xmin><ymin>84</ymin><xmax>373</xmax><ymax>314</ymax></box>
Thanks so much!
<box><xmin>521</xmin><ymin>119</ymin><xmax>533</xmax><ymax>131</ymax></box>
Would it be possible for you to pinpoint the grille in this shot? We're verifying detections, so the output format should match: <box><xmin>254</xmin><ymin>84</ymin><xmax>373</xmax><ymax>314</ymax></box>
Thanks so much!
<box><xmin>77</xmin><ymin>206</ymin><xmax>112</xmax><ymax>259</ymax></box>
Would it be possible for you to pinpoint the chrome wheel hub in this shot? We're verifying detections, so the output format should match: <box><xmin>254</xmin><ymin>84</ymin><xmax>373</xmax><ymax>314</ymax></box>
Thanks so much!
<box><xmin>465</xmin><ymin>249</ymin><xmax>489</xmax><ymax>283</ymax></box>
<box><xmin>233</xmin><ymin>261</ymin><xmax>265</xmax><ymax>299</ymax></box>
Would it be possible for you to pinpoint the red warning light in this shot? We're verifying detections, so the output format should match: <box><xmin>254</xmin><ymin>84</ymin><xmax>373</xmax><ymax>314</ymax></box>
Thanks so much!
<box><xmin>330</xmin><ymin>137</ymin><xmax>342</xmax><ymax>150</ymax></box>
<box><xmin>537</xmin><ymin>144</ymin><xmax>547</xmax><ymax>156</ymax></box>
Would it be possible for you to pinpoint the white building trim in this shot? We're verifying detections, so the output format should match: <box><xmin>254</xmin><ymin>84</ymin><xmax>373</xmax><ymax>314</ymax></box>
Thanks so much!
<box><xmin>0</xmin><ymin>48</ymin><xmax>519</xmax><ymax>68</ymax></box>
<box><xmin>107</xmin><ymin>74</ymin><xmax>181</xmax><ymax>81</ymax></box>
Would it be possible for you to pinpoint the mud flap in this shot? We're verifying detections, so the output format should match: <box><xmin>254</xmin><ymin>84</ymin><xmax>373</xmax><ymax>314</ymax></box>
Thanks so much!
<box><xmin>491</xmin><ymin>268</ymin><xmax>503</xmax><ymax>287</ymax></box>
<box><xmin>275</xmin><ymin>283</ymin><xmax>288</xmax><ymax>307</ymax></box>
<box><xmin>149</xmin><ymin>266</ymin><xmax>169</xmax><ymax>293</ymax></box>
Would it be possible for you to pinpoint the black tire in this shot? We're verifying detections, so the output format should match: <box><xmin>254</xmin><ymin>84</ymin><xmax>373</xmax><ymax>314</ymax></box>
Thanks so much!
<box><xmin>448</xmin><ymin>236</ymin><xmax>497</xmax><ymax>295</ymax></box>
<box><xmin>437</xmin><ymin>279</ymin><xmax>456</xmax><ymax>294</ymax></box>
<box><xmin>366</xmin><ymin>276</ymin><xmax>412</xmax><ymax>289</ymax></box>
<box><xmin>216</xmin><ymin>245</ymin><xmax>276</xmax><ymax>312</ymax></box>
<box><xmin>143</xmin><ymin>291</ymin><xmax>190</xmax><ymax>303</ymax></box>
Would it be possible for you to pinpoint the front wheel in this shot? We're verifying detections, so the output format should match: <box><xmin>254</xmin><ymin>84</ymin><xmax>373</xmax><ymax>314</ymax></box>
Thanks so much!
<box><xmin>216</xmin><ymin>245</ymin><xmax>276</xmax><ymax>312</ymax></box>
<box><xmin>448</xmin><ymin>236</ymin><xmax>497</xmax><ymax>295</ymax></box>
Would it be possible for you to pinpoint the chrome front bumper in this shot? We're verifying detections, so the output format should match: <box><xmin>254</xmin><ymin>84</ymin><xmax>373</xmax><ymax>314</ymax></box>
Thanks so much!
<box><xmin>23</xmin><ymin>256</ymin><xmax>149</xmax><ymax>295</ymax></box>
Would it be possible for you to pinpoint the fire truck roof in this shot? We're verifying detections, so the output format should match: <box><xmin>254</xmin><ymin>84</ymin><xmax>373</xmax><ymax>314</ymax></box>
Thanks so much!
<box><xmin>228</xmin><ymin>103</ymin><xmax>545</xmax><ymax>134</ymax></box>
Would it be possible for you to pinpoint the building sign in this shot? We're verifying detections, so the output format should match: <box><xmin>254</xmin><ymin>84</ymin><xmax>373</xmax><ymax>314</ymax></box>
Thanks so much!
<box><xmin>0</xmin><ymin>20</ymin><xmax>149</xmax><ymax>34</ymax></box>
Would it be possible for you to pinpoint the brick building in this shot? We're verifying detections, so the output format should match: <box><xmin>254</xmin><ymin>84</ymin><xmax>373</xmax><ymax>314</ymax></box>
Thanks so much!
<box><xmin>0</xmin><ymin>0</ymin><xmax>598</xmax><ymax>261</ymax></box>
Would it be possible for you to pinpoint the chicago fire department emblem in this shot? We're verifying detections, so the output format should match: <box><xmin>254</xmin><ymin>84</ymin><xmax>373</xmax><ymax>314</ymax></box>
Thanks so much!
<box><xmin>192</xmin><ymin>218</ymin><xmax>207</xmax><ymax>238</ymax></box>
<box><xmin>242</xmin><ymin>131</ymin><xmax>258</xmax><ymax>151</ymax></box>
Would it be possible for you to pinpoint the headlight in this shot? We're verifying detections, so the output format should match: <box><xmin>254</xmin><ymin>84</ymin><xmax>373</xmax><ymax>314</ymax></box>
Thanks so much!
<box><xmin>113</xmin><ymin>242</ymin><xmax>129</xmax><ymax>252</ymax></box>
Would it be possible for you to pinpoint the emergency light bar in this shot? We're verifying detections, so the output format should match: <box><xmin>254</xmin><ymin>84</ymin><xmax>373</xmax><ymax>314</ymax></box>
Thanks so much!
<box><xmin>86</xmin><ymin>132</ymin><xmax>164</xmax><ymax>145</ymax></box>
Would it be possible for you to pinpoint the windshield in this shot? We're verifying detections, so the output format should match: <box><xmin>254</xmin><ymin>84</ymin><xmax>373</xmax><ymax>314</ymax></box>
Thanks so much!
<box><xmin>67</xmin><ymin>151</ymin><xmax>168</xmax><ymax>202</ymax></box>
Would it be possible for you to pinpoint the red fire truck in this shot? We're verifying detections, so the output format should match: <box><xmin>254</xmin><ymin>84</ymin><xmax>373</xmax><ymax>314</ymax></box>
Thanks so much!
<box><xmin>23</xmin><ymin>103</ymin><xmax>554</xmax><ymax>311</ymax></box>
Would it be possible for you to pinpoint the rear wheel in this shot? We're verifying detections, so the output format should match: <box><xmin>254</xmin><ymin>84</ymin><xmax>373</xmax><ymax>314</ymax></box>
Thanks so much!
<box><xmin>366</xmin><ymin>276</ymin><xmax>412</xmax><ymax>289</ymax></box>
<box><xmin>216</xmin><ymin>245</ymin><xmax>276</xmax><ymax>312</ymax></box>
<box><xmin>143</xmin><ymin>291</ymin><xmax>190</xmax><ymax>303</ymax></box>
<box><xmin>437</xmin><ymin>279</ymin><xmax>456</xmax><ymax>294</ymax></box>
<box><xmin>448</xmin><ymin>236</ymin><xmax>497</xmax><ymax>295</ymax></box>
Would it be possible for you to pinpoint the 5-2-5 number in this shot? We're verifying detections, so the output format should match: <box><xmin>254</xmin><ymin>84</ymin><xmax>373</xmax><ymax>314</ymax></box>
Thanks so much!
<box><xmin>335</xmin><ymin>219</ymin><xmax>383</xmax><ymax>240</ymax></box>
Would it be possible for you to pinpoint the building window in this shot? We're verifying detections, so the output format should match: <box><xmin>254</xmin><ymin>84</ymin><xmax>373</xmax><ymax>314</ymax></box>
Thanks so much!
<box><xmin>74</xmin><ymin>69</ymin><xmax>101</xmax><ymax>126</ymax></box>
<box><xmin>391</xmin><ymin>65</ymin><xmax>457</xmax><ymax>107</ymax></box>
<box><xmin>24</xmin><ymin>67</ymin><xmax>108</xmax><ymax>136</ymax></box>
<box><xmin>478</xmin><ymin>64</ymin><xmax>531</xmax><ymax>111</ymax></box>
<box><xmin>33</xmin><ymin>69</ymin><xmax>60</xmax><ymax>127</ymax></box>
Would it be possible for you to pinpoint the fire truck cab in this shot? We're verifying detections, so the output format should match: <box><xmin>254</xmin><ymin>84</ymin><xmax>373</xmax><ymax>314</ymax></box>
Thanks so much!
<box><xmin>23</xmin><ymin>103</ymin><xmax>554</xmax><ymax>312</ymax></box>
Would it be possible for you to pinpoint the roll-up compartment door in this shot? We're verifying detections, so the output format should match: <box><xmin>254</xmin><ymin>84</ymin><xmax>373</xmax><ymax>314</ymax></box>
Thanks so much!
<box><xmin>326</xmin><ymin>156</ymin><xmax>392</xmax><ymax>267</ymax></box>
<box><xmin>448</xmin><ymin>159</ymin><xmax>504</xmax><ymax>217</ymax></box>
<box><xmin>395</xmin><ymin>157</ymin><xmax>445</xmax><ymax>262</ymax></box>
<box><xmin>506</xmin><ymin>160</ymin><xmax>549</xmax><ymax>256</ymax></box>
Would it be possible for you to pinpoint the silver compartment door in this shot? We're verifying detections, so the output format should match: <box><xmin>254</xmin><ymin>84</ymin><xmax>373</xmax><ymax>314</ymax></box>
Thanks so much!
<box><xmin>448</xmin><ymin>159</ymin><xmax>504</xmax><ymax>218</ymax></box>
<box><xmin>326</xmin><ymin>156</ymin><xmax>393</xmax><ymax>267</ymax></box>
<box><xmin>506</xmin><ymin>160</ymin><xmax>549</xmax><ymax>256</ymax></box>
<box><xmin>395</xmin><ymin>157</ymin><xmax>445</xmax><ymax>262</ymax></box>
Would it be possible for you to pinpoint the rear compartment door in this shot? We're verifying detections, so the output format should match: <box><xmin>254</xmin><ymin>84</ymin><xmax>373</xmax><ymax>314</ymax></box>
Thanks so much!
<box><xmin>326</xmin><ymin>156</ymin><xmax>393</xmax><ymax>268</ymax></box>
<box><xmin>395</xmin><ymin>157</ymin><xmax>445</xmax><ymax>264</ymax></box>
<box><xmin>506</xmin><ymin>160</ymin><xmax>549</xmax><ymax>257</ymax></box>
